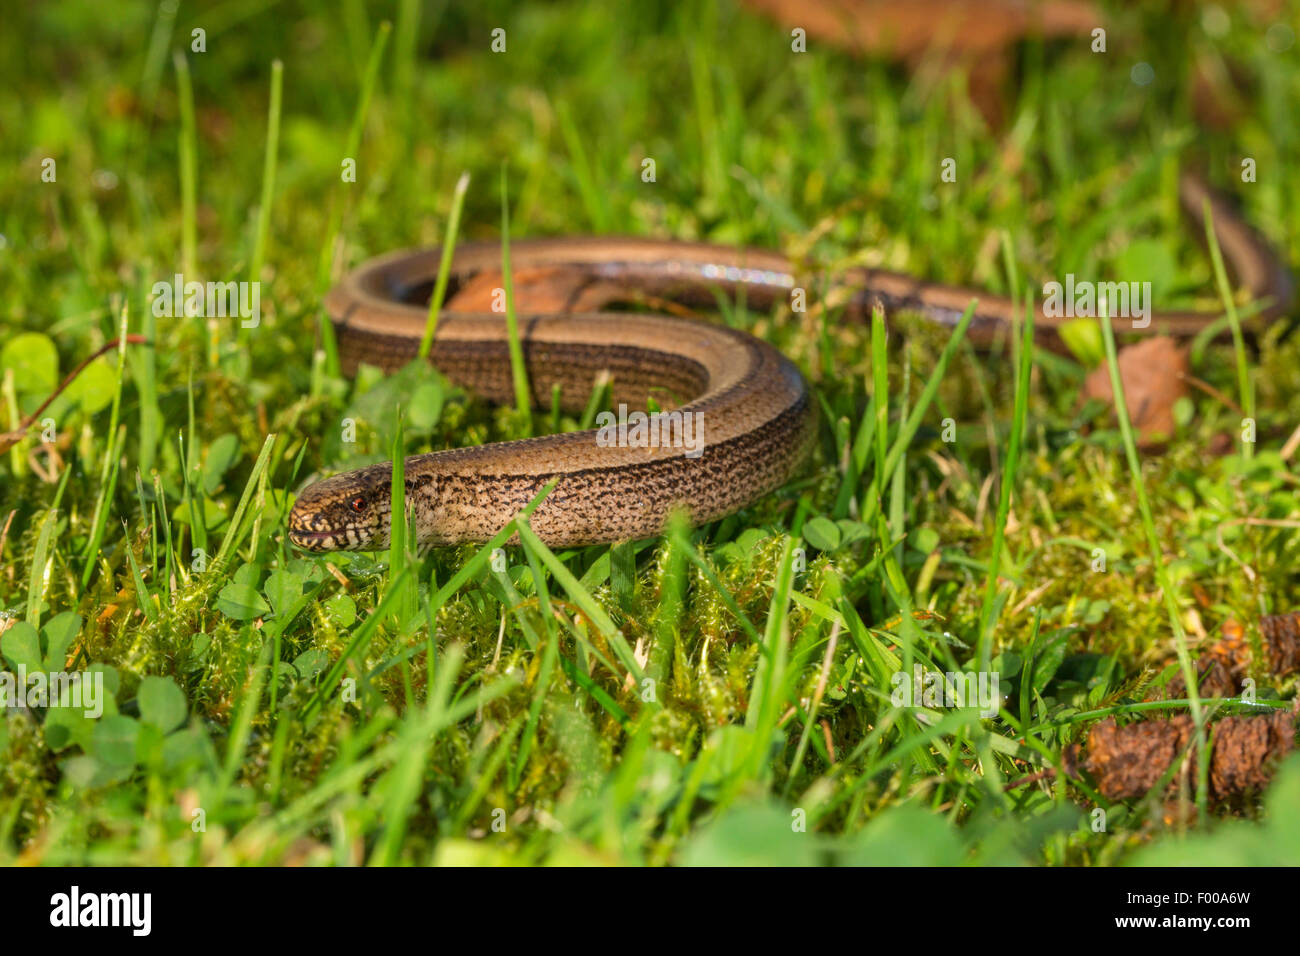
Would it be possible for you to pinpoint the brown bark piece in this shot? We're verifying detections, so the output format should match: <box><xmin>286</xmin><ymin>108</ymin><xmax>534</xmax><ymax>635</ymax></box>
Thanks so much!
<box><xmin>1081</xmin><ymin>711</ymin><xmax>1295</xmax><ymax>801</ymax></box>
<box><xmin>1167</xmin><ymin>658</ymin><xmax>1241</xmax><ymax>701</ymax></box>
<box><xmin>1166</xmin><ymin>612</ymin><xmax>1300</xmax><ymax>700</ymax></box>
<box><xmin>1082</xmin><ymin>715</ymin><xmax>1194</xmax><ymax>800</ymax></box>
<box><xmin>1209</xmin><ymin>709</ymin><xmax>1295</xmax><ymax>795</ymax></box>
<box><xmin>1261</xmin><ymin>613</ymin><xmax>1300</xmax><ymax>678</ymax></box>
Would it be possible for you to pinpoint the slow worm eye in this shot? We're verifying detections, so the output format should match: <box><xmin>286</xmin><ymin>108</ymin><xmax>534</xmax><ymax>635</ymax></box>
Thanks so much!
<box><xmin>349</xmin><ymin>495</ymin><xmax>367</xmax><ymax>514</ymax></box>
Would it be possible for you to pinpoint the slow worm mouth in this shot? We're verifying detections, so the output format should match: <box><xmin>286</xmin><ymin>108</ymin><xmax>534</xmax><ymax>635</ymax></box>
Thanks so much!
<box><xmin>287</xmin><ymin>527</ymin><xmax>342</xmax><ymax>551</ymax></box>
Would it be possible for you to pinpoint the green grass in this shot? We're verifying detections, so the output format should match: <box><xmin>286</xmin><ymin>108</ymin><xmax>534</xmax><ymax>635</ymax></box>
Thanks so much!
<box><xmin>1</xmin><ymin>0</ymin><xmax>1299</xmax><ymax>865</ymax></box>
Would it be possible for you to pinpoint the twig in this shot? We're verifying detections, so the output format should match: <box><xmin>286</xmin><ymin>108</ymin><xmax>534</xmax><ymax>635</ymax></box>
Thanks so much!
<box><xmin>0</xmin><ymin>336</ymin><xmax>151</xmax><ymax>453</ymax></box>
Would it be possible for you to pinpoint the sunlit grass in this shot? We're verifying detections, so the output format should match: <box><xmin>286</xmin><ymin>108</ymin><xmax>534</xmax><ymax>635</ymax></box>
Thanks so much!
<box><xmin>0</xmin><ymin>0</ymin><xmax>1297</xmax><ymax>865</ymax></box>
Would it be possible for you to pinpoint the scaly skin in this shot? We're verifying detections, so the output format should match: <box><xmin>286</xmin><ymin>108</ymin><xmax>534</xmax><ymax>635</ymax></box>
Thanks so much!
<box><xmin>288</xmin><ymin>172</ymin><xmax>1292</xmax><ymax>551</ymax></box>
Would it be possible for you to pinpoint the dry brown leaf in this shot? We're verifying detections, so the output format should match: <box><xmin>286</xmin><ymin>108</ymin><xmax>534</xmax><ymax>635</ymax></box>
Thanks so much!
<box><xmin>1081</xmin><ymin>337</ymin><xmax>1189</xmax><ymax>448</ymax></box>
<box><xmin>740</xmin><ymin>0</ymin><xmax>1100</xmax><ymax>58</ymax></box>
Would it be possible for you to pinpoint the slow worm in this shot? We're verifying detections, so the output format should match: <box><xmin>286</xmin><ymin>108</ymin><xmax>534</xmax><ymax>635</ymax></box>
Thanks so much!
<box><xmin>288</xmin><ymin>173</ymin><xmax>1292</xmax><ymax>551</ymax></box>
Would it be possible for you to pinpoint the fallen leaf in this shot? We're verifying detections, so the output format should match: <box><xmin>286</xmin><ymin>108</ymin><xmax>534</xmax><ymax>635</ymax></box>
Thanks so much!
<box><xmin>1081</xmin><ymin>336</ymin><xmax>1189</xmax><ymax>448</ymax></box>
<box><xmin>741</xmin><ymin>0</ymin><xmax>1101</xmax><ymax>126</ymax></box>
<box><xmin>740</xmin><ymin>0</ymin><xmax>1100</xmax><ymax>58</ymax></box>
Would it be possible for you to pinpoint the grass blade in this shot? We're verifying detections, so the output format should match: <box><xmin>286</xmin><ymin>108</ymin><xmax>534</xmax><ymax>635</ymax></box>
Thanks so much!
<box><xmin>418</xmin><ymin>172</ymin><xmax>471</xmax><ymax>360</ymax></box>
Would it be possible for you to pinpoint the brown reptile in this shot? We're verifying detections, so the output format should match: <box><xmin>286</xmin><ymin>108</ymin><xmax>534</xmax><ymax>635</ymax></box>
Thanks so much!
<box><xmin>286</xmin><ymin>173</ymin><xmax>1292</xmax><ymax>552</ymax></box>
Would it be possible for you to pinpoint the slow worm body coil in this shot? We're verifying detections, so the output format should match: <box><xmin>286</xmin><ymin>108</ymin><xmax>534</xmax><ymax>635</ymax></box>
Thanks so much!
<box><xmin>288</xmin><ymin>173</ymin><xmax>1292</xmax><ymax>552</ymax></box>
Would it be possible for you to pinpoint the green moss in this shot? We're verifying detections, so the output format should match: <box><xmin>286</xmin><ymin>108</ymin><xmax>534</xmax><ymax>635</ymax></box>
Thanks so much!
<box><xmin>1</xmin><ymin>0</ymin><xmax>1297</xmax><ymax>864</ymax></box>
